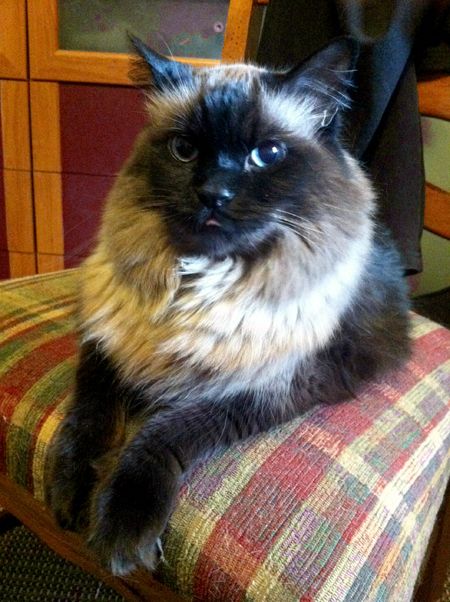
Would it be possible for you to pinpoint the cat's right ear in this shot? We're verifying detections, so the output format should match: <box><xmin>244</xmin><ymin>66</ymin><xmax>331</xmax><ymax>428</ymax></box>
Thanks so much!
<box><xmin>128</xmin><ymin>35</ymin><xmax>193</xmax><ymax>92</ymax></box>
<box><xmin>267</xmin><ymin>37</ymin><xmax>359</xmax><ymax>134</ymax></box>
<box><xmin>283</xmin><ymin>37</ymin><xmax>358</xmax><ymax>107</ymax></box>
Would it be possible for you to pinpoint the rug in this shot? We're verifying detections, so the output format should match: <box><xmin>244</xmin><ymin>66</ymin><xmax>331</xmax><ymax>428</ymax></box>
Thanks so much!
<box><xmin>0</xmin><ymin>524</ymin><xmax>124</xmax><ymax>602</ymax></box>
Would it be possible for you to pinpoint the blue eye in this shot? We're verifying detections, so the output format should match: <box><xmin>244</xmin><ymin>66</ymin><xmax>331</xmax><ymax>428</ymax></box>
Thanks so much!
<box><xmin>249</xmin><ymin>140</ymin><xmax>286</xmax><ymax>168</ymax></box>
<box><xmin>169</xmin><ymin>136</ymin><xmax>198</xmax><ymax>162</ymax></box>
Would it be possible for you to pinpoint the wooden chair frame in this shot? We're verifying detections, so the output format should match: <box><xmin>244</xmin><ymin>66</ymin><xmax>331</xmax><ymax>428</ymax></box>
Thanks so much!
<box><xmin>417</xmin><ymin>75</ymin><xmax>450</xmax><ymax>240</ymax></box>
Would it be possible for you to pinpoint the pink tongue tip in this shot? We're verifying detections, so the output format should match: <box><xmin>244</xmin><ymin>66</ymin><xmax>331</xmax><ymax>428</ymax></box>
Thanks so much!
<box><xmin>205</xmin><ymin>218</ymin><xmax>221</xmax><ymax>227</ymax></box>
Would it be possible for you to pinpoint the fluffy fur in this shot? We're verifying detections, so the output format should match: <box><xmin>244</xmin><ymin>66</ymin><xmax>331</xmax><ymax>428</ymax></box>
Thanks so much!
<box><xmin>46</xmin><ymin>37</ymin><xmax>410</xmax><ymax>576</ymax></box>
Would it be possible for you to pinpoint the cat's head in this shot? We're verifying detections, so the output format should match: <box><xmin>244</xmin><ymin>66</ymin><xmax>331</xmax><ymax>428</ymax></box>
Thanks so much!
<box><xmin>121</xmin><ymin>37</ymin><xmax>371</xmax><ymax>261</ymax></box>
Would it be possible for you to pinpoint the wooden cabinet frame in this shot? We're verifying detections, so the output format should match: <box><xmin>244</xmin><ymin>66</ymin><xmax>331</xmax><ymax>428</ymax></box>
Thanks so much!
<box><xmin>28</xmin><ymin>0</ymin><xmax>256</xmax><ymax>84</ymax></box>
<box><xmin>0</xmin><ymin>0</ymin><xmax>33</xmax><ymax>277</ymax></box>
<box><xmin>29</xmin><ymin>81</ymin><xmax>65</xmax><ymax>271</ymax></box>
<box><xmin>0</xmin><ymin>0</ymin><xmax>28</xmax><ymax>79</ymax></box>
<box><xmin>0</xmin><ymin>80</ymin><xmax>35</xmax><ymax>277</ymax></box>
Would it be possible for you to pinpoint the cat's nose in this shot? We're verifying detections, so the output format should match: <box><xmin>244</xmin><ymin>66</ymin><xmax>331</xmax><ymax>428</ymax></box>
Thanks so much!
<box><xmin>195</xmin><ymin>184</ymin><xmax>235</xmax><ymax>209</ymax></box>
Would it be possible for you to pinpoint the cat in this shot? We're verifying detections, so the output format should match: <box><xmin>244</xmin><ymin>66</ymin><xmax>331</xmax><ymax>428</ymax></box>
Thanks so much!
<box><xmin>46</xmin><ymin>35</ymin><xmax>411</xmax><ymax>576</ymax></box>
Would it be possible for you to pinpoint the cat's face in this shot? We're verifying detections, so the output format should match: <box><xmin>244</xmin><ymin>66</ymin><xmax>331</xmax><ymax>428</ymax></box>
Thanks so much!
<box><xmin>127</xmin><ymin>38</ymin><xmax>367</xmax><ymax>260</ymax></box>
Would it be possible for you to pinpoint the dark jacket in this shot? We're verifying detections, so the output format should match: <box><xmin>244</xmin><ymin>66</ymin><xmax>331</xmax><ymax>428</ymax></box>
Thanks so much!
<box><xmin>257</xmin><ymin>0</ymin><xmax>450</xmax><ymax>274</ymax></box>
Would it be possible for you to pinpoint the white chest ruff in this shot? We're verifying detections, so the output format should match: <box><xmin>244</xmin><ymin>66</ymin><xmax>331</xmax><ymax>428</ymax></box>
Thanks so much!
<box><xmin>82</xmin><ymin>233</ymin><xmax>371</xmax><ymax>399</ymax></box>
<box><xmin>167</xmin><ymin>236</ymin><xmax>369</xmax><ymax>368</ymax></box>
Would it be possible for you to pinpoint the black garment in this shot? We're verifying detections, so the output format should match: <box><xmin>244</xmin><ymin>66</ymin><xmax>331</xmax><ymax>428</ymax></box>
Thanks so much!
<box><xmin>257</xmin><ymin>0</ymin><xmax>449</xmax><ymax>274</ymax></box>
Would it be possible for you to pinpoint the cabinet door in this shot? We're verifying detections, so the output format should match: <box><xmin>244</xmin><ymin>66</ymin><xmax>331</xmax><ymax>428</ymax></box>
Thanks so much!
<box><xmin>0</xmin><ymin>0</ymin><xmax>27</xmax><ymax>79</ymax></box>
<box><xmin>0</xmin><ymin>81</ymin><xmax>35</xmax><ymax>279</ymax></box>
<box><xmin>31</xmin><ymin>82</ymin><xmax>147</xmax><ymax>271</ymax></box>
<box><xmin>28</xmin><ymin>0</ymin><xmax>255</xmax><ymax>84</ymax></box>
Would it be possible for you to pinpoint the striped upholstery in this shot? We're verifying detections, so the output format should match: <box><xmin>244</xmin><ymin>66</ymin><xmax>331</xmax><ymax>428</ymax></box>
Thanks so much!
<box><xmin>0</xmin><ymin>270</ymin><xmax>449</xmax><ymax>601</ymax></box>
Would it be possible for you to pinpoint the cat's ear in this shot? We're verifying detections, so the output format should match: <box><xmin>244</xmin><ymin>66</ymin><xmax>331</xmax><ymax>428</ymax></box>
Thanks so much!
<box><xmin>128</xmin><ymin>35</ymin><xmax>193</xmax><ymax>92</ymax></box>
<box><xmin>274</xmin><ymin>37</ymin><xmax>359</xmax><ymax>132</ymax></box>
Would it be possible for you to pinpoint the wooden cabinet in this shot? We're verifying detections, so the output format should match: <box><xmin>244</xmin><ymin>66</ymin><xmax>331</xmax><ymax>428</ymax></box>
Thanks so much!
<box><xmin>0</xmin><ymin>0</ymin><xmax>261</xmax><ymax>278</ymax></box>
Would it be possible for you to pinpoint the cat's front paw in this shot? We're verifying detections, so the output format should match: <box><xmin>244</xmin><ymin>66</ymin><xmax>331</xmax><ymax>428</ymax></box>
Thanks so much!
<box><xmin>88</xmin><ymin>523</ymin><xmax>164</xmax><ymax>576</ymax></box>
<box><xmin>88</xmin><ymin>460</ymin><xmax>178</xmax><ymax>575</ymax></box>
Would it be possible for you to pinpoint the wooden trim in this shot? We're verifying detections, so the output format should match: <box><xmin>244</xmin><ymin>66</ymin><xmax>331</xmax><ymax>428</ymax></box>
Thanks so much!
<box><xmin>37</xmin><ymin>254</ymin><xmax>65</xmax><ymax>274</ymax></box>
<box><xmin>26</xmin><ymin>0</ymin><xmax>263</xmax><ymax>84</ymax></box>
<box><xmin>0</xmin><ymin>80</ymin><xmax>31</xmax><ymax>171</ymax></box>
<box><xmin>33</xmin><ymin>171</ymin><xmax>64</xmax><ymax>255</ymax></box>
<box><xmin>9</xmin><ymin>252</ymin><xmax>36</xmax><ymax>278</ymax></box>
<box><xmin>3</xmin><ymin>170</ymin><xmax>34</xmax><ymax>253</ymax></box>
<box><xmin>0</xmin><ymin>0</ymin><xmax>27</xmax><ymax>79</ymax></box>
<box><xmin>418</xmin><ymin>76</ymin><xmax>450</xmax><ymax>121</ymax></box>
<box><xmin>222</xmin><ymin>0</ymin><xmax>255</xmax><ymax>62</ymax></box>
<box><xmin>0</xmin><ymin>473</ymin><xmax>182</xmax><ymax>602</ymax></box>
<box><xmin>27</xmin><ymin>0</ymin><xmax>221</xmax><ymax>84</ymax></box>
<box><xmin>425</xmin><ymin>483</ymin><xmax>450</xmax><ymax>601</ymax></box>
<box><xmin>27</xmin><ymin>0</ymin><xmax>58</xmax><ymax>79</ymax></box>
<box><xmin>413</xmin><ymin>482</ymin><xmax>450</xmax><ymax>601</ymax></box>
<box><xmin>31</xmin><ymin>50</ymin><xmax>220</xmax><ymax>85</ymax></box>
<box><xmin>30</xmin><ymin>82</ymin><xmax>62</xmax><ymax>172</ymax></box>
<box><xmin>424</xmin><ymin>183</ymin><xmax>450</xmax><ymax>240</ymax></box>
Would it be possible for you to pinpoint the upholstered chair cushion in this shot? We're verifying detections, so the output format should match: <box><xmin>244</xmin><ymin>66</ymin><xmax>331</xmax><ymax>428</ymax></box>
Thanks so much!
<box><xmin>0</xmin><ymin>270</ymin><xmax>449</xmax><ymax>601</ymax></box>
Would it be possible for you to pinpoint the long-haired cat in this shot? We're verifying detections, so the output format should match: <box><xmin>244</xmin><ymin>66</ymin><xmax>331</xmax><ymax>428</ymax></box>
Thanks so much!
<box><xmin>46</xmin><ymin>36</ymin><xmax>410</xmax><ymax>576</ymax></box>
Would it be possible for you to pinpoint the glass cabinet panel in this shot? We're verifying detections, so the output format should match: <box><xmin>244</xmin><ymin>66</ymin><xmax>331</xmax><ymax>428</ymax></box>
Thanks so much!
<box><xmin>59</xmin><ymin>0</ymin><xmax>230</xmax><ymax>59</ymax></box>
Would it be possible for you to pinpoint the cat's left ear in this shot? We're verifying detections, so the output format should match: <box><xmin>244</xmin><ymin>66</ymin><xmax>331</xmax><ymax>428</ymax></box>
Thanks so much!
<box><xmin>128</xmin><ymin>35</ymin><xmax>193</xmax><ymax>92</ymax></box>
<box><xmin>275</xmin><ymin>37</ymin><xmax>359</xmax><ymax>131</ymax></box>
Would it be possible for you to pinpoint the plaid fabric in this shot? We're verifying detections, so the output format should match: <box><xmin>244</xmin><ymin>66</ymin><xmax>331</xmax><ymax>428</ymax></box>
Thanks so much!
<box><xmin>0</xmin><ymin>270</ymin><xmax>449</xmax><ymax>601</ymax></box>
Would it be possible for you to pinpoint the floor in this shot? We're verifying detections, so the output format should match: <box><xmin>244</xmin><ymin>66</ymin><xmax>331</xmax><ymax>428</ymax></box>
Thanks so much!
<box><xmin>0</xmin><ymin>515</ymin><xmax>124</xmax><ymax>601</ymax></box>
